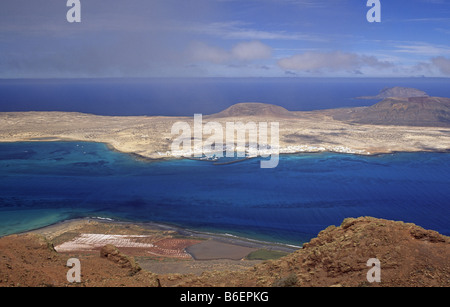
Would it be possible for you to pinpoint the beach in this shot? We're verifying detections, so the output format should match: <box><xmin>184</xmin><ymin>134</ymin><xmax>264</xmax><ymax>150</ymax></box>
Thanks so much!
<box><xmin>2</xmin><ymin>216</ymin><xmax>448</xmax><ymax>287</ymax></box>
<box><xmin>25</xmin><ymin>217</ymin><xmax>295</xmax><ymax>276</ymax></box>
<box><xmin>0</xmin><ymin>120</ymin><xmax>449</xmax><ymax>248</ymax></box>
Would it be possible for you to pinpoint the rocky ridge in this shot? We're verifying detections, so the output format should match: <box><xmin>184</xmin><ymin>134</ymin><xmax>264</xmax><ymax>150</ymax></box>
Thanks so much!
<box><xmin>208</xmin><ymin>102</ymin><xmax>294</xmax><ymax>118</ymax></box>
<box><xmin>1</xmin><ymin>217</ymin><xmax>449</xmax><ymax>287</ymax></box>
<box><xmin>171</xmin><ymin>217</ymin><xmax>449</xmax><ymax>287</ymax></box>
<box><xmin>331</xmin><ymin>96</ymin><xmax>450</xmax><ymax>127</ymax></box>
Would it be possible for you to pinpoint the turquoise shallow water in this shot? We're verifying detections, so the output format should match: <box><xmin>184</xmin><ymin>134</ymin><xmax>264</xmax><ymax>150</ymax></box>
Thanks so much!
<box><xmin>0</xmin><ymin>141</ymin><xmax>449</xmax><ymax>245</ymax></box>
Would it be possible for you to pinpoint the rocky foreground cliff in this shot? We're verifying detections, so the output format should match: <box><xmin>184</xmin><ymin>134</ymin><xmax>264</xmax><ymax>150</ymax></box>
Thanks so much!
<box><xmin>0</xmin><ymin>217</ymin><xmax>449</xmax><ymax>287</ymax></box>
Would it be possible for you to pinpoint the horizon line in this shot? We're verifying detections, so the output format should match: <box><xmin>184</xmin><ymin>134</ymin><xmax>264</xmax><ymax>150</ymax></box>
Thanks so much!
<box><xmin>1</xmin><ymin>76</ymin><xmax>449</xmax><ymax>81</ymax></box>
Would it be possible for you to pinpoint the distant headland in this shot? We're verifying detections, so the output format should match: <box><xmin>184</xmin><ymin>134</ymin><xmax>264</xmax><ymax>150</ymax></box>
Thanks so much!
<box><xmin>327</xmin><ymin>87</ymin><xmax>450</xmax><ymax>127</ymax></box>
<box><xmin>356</xmin><ymin>86</ymin><xmax>429</xmax><ymax>100</ymax></box>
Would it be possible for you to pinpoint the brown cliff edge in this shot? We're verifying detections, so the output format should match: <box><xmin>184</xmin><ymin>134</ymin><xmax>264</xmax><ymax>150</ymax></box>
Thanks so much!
<box><xmin>0</xmin><ymin>216</ymin><xmax>449</xmax><ymax>287</ymax></box>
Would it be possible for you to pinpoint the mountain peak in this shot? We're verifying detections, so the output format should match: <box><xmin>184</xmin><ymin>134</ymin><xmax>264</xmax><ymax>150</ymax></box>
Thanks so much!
<box><xmin>209</xmin><ymin>102</ymin><xmax>293</xmax><ymax>118</ymax></box>
<box><xmin>358</xmin><ymin>87</ymin><xmax>429</xmax><ymax>100</ymax></box>
<box><xmin>332</xmin><ymin>96</ymin><xmax>450</xmax><ymax>127</ymax></box>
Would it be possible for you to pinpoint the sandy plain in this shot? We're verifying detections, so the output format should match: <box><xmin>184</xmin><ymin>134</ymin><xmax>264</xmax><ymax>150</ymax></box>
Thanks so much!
<box><xmin>0</xmin><ymin>108</ymin><xmax>449</xmax><ymax>159</ymax></box>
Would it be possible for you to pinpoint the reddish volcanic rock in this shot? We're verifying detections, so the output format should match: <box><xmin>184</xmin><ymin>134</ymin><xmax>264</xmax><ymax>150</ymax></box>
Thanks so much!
<box><xmin>1</xmin><ymin>217</ymin><xmax>449</xmax><ymax>287</ymax></box>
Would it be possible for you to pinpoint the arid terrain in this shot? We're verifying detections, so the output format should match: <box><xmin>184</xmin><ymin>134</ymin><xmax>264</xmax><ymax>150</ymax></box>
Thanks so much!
<box><xmin>0</xmin><ymin>95</ymin><xmax>449</xmax><ymax>159</ymax></box>
<box><xmin>0</xmin><ymin>217</ymin><xmax>448</xmax><ymax>287</ymax></box>
<box><xmin>0</xmin><ymin>90</ymin><xmax>449</xmax><ymax>287</ymax></box>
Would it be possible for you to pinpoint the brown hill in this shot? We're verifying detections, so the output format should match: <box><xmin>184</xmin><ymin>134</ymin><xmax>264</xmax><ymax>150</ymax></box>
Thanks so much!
<box><xmin>357</xmin><ymin>87</ymin><xmax>429</xmax><ymax>99</ymax></box>
<box><xmin>208</xmin><ymin>102</ymin><xmax>294</xmax><ymax>118</ymax></box>
<box><xmin>206</xmin><ymin>94</ymin><xmax>450</xmax><ymax>127</ymax></box>
<box><xmin>1</xmin><ymin>217</ymin><xmax>449</xmax><ymax>287</ymax></box>
<box><xmin>331</xmin><ymin>96</ymin><xmax>450</xmax><ymax>127</ymax></box>
<box><xmin>0</xmin><ymin>233</ymin><xmax>159</xmax><ymax>287</ymax></box>
<box><xmin>173</xmin><ymin>217</ymin><xmax>450</xmax><ymax>287</ymax></box>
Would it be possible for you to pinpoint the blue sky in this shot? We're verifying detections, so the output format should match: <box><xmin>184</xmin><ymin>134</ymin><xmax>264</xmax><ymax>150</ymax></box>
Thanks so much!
<box><xmin>1</xmin><ymin>0</ymin><xmax>450</xmax><ymax>78</ymax></box>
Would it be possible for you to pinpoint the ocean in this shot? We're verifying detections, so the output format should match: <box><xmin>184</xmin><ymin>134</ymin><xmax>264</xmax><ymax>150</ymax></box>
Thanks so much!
<box><xmin>0</xmin><ymin>141</ymin><xmax>449</xmax><ymax>245</ymax></box>
<box><xmin>1</xmin><ymin>78</ymin><xmax>449</xmax><ymax>245</ymax></box>
<box><xmin>1</xmin><ymin>77</ymin><xmax>450</xmax><ymax>116</ymax></box>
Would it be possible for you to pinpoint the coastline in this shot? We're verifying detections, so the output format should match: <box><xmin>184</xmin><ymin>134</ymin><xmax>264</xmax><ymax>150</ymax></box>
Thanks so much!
<box><xmin>0</xmin><ymin>110</ymin><xmax>448</xmax><ymax>161</ymax></box>
<box><xmin>25</xmin><ymin>216</ymin><xmax>300</xmax><ymax>253</ymax></box>
<box><xmin>1</xmin><ymin>140</ymin><xmax>449</xmax><ymax>249</ymax></box>
<box><xmin>2</xmin><ymin>215</ymin><xmax>449</xmax><ymax>287</ymax></box>
<box><xmin>0</xmin><ymin>109</ymin><xmax>449</xmax><ymax>271</ymax></box>
<box><xmin>2</xmin><ymin>137</ymin><xmax>449</xmax><ymax>162</ymax></box>
<box><xmin>1</xmin><ymin>139</ymin><xmax>449</xmax><ymax>249</ymax></box>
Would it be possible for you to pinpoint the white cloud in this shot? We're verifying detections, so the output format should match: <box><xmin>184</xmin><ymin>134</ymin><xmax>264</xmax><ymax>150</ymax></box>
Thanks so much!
<box><xmin>431</xmin><ymin>56</ymin><xmax>450</xmax><ymax>74</ymax></box>
<box><xmin>188</xmin><ymin>40</ymin><xmax>272</xmax><ymax>64</ymax></box>
<box><xmin>187</xmin><ymin>21</ymin><xmax>323</xmax><ymax>42</ymax></box>
<box><xmin>394</xmin><ymin>43</ymin><xmax>450</xmax><ymax>56</ymax></box>
<box><xmin>231</xmin><ymin>41</ymin><xmax>272</xmax><ymax>61</ymax></box>
<box><xmin>188</xmin><ymin>41</ymin><xmax>230</xmax><ymax>64</ymax></box>
<box><xmin>277</xmin><ymin>51</ymin><xmax>393</xmax><ymax>72</ymax></box>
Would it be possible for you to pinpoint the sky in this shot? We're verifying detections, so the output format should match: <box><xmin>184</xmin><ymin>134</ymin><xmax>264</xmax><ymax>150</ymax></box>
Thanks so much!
<box><xmin>1</xmin><ymin>0</ymin><xmax>450</xmax><ymax>78</ymax></box>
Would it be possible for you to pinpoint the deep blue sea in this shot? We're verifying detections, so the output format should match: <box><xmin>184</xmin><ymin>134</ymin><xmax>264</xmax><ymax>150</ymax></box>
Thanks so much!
<box><xmin>0</xmin><ymin>142</ymin><xmax>449</xmax><ymax>245</ymax></box>
<box><xmin>1</xmin><ymin>78</ymin><xmax>449</xmax><ymax>245</ymax></box>
<box><xmin>1</xmin><ymin>78</ymin><xmax>450</xmax><ymax>116</ymax></box>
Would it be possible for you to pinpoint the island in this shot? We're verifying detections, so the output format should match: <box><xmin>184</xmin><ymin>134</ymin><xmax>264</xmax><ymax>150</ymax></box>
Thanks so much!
<box><xmin>0</xmin><ymin>87</ymin><xmax>449</xmax><ymax>288</ymax></box>
<box><xmin>0</xmin><ymin>88</ymin><xmax>449</xmax><ymax>160</ymax></box>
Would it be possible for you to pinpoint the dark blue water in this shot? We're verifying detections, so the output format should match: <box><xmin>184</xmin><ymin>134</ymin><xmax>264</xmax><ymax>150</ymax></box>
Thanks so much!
<box><xmin>1</xmin><ymin>78</ymin><xmax>450</xmax><ymax>116</ymax></box>
<box><xmin>0</xmin><ymin>142</ymin><xmax>449</xmax><ymax>245</ymax></box>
